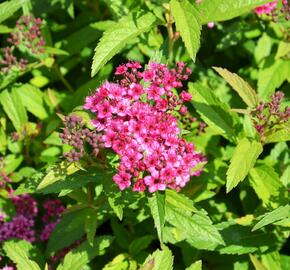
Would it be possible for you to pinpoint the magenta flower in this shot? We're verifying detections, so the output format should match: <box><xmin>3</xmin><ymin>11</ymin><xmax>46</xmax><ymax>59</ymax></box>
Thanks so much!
<box><xmin>84</xmin><ymin>61</ymin><xmax>205</xmax><ymax>193</ymax></box>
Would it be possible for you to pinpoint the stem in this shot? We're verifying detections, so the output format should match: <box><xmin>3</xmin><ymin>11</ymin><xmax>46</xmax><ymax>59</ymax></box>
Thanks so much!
<box><xmin>53</xmin><ymin>63</ymin><xmax>74</xmax><ymax>92</ymax></box>
<box><xmin>165</xmin><ymin>10</ymin><xmax>175</xmax><ymax>64</ymax></box>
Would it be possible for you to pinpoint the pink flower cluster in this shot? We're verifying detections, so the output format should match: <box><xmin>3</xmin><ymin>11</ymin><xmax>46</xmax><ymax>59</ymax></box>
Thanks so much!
<box><xmin>255</xmin><ymin>0</ymin><xmax>288</xmax><ymax>18</ymax></box>
<box><xmin>255</xmin><ymin>0</ymin><xmax>279</xmax><ymax>15</ymax></box>
<box><xmin>84</xmin><ymin>61</ymin><xmax>205</xmax><ymax>193</ymax></box>
<box><xmin>0</xmin><ymin>194</ymin><xmax>37</xmax><ymax>242</ymax></box>
<box><xmin>40</xmin><ymin>199</ymin><xmax>65</xmax><ymax>241</ymax></box>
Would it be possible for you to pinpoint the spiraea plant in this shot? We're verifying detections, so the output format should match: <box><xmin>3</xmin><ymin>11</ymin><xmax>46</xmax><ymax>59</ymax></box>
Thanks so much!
<box><xmin>0</xmin><ymin>0</ymin><xmax>289</xmax><ymax>269</ymax></box>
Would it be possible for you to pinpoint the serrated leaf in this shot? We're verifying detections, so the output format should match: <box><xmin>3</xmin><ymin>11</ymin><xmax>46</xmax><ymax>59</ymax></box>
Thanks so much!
<box><xmin>252</xmin><ymin>205</ymin><xmax>290</xmax><ymax>231</ymax></box>
<box><xmin>276</xmin><ymin>41</ymin><xmax>290</xmax><ymax>59</ymax></box>
<box><xmin>170</xmin><ymin>0</ymin><xmax>201</xmax><ymax>61</ymax></box>
<box><xmin>249</xmin><ymin>164</ymin><xmax>288</xmax><ymax>207</ymax></box>
<box><xmin>195</xmin><ymin>0</ymin><xmax>273</xmax><ymax>24</ymax></box>
<box><xmin>165</xmin><ymin>189</ymin><xmax>196</xmax><ymax>213</ymax></box>
<box><xmin>165</xmin><ymin>206</ymin><xmax>224</xmax><ymax>250</ymax></box>
<box><xmin>46</xmin><ymin>209</ymin><xmax>87</xmax><ymax>255</ymax></box>
<box><xmin>84</xmin><ymin>209</ymin><xmax>98</xmax><ymax>246</ymax></box>
<box><xmin>250</xmin><ymin>255</ymin><xmax>267</xmax><ymax>270</ymax></box>
<box><xmin>0</xmin><ymin>0</ymin><xmax>29</xmax><ymax>23</ymax></box>
<box><xmin>3</xmin><ymin>240</ymin><xmax>41</xmax><ymax>270</ymax></box>
<box><xmin>188</xmin><ymin>82</ymin><xmax>239</xmax><ymax>142</ymax></box>
<box><xmin>254</xmin><ymin>33</ymin><xmax>272</xmax><ymax>64</ymax></box>
<box><xmin>141</xmin><ymin>247</ymin><xmax>173</xmax><ymax>270</ymax></box>
<box><xmin>265</xmin><ymin>127</ymin><xmax>290</xmax><ymax>144</ymax></box>
<box><xmin>186</xmin><ymin>260</ymin><xmax>202</xmax><ymax>270</ymax></box>
<box><xmin>91</xmin><ymin>12</ymin><xmax>156</xmax><ymax>76</ymax></box>
<box><xmin>37</xmin><ymin>167</ymin><xmax>112</xmax><ymax>196</ymax></box>
<box><xmin>37</xmin><ymin>162</ymin><xmax>80</xmax><ymax>191</ymax></box>
<box><xmin>129</xmin><ymin>235</ymin><xmax>154</xmax><ymax>256</ymax></box>
<box><xmin>226</xmin><ymin>138</ymin><xmax>262</xmax><ymax>193</ymax></box>
<box><xmin>57</xmin><ymin>236</ymin><xmax>113</xmax><ymax>270</ymax></box>
<box><xmin>148</xmin><ymin>191</ymin><xmax>165</xmax><ymax>244</ymax></box>
<box><xmin>217</xmin><ymin>220</ymin><xmax>279</xmax><ymax>255</ymax></box>
<box><xmin>258</xmin><ymin>59</ymin><xmax>290</xmax><ymax>99</ymax></box>
<box><xmin>108</xmin><ymin>196</ymin><xmax>124</xmax><ymax>220</ymax></box>
<box><xmin>0</xmin><ymin>89</ymin><xmax>28</xmax><ymax>131</ymax></box>
<box><xmin>213</xmin><ymin>67</ymin><xmax>259</xmax><ymax>107</ymax></box>
<box><xmin>15</xmin><ymin>84</ymin><xmax>48</xmax><ymax>120</ymax></box>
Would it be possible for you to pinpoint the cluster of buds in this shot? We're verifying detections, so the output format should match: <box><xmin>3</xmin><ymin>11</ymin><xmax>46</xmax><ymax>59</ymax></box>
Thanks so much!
<box><xmin>0</xmin><ymin>15</ymin><xmax>45</xmax><ymax>74</ymax></box>
<box><xmin>59</xmin><ymin>114</ymin><xmax>103</xmax><ymax>162</ymax></box>
<box><xmin>0</xmin><ymin>157</ymin><xmax>12</xmax><ymax>189</ymax></box>
<box><xmin>250</xmin><ymin>91</ymin><xmax>290</xmax><ymax>141</ymax></box>
<box><xmin>8</xmin><ymin>16</ymin><xmax>46</xmax><ymax>55</ymax></box>
<box><xmin>255</xmin><ymin>0</ymin><xmax>289</xmax><ymax>22</ymax></box>
<box><xmin>0</xmin><ymin>47</ymin><xmax>28</xmax><ymax>73</ymax></box>
<box><xmin>84</xmin><ymin>61</ymin><xmax>205</xmax><ymax>193</ymax></box>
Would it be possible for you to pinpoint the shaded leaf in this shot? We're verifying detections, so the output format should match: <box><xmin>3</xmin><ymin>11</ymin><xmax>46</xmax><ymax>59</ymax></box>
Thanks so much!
<box><xmin>252</xmin><ymin>205</ymin><xmax>290</xmax><ymax>231</ymax></box>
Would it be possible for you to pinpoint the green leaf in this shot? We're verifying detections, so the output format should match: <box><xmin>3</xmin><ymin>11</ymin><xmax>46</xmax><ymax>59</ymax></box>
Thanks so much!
<box><xmin>276</xmin><ymin>41</ymin><xmax>290</xmax><ymax>59</ymax></box>
<box><xmin>91</xmin><ymin>12</ymin><xmax>156</xmax><ymax>76</ymax></box>
<box><xmin>46</xmin><ymin>209</ymin><xmax>87</xmax><ymax>255</ymax></box>
<box><xmin>0</xmin><ymin>89</ymin><xmax>28</xmax><ymax>131</ymax></box>
<box><xmin>186</xmin><ymin>260</ymin><xmax>202</xmax><ymax>270</ymax></box>
<box><xmin>37</xmin><ymin>166</ymin><xmax>112</xmax><ymax>195</ymax></box>
<box><xmin>250</xmin><ymin>255</ymin><xmax>267</xmax><ymax>270</ymax></box>
<box><xmin>170</xmin><ymin>0</ymin><xmax>201</xmax><ymax>61</ymax></box>
<box><xmin>0</xmin><ymin>0</ymin><xmax>29</xmax><ymax>23</ymax></box>
<box><xmin>213</xmin><ymin>67</ymin><xmax>259</xmax><ymax>107</ymax></box>
<box><xmin>3</xmin><ymin>240</ymin><xmax>41</xmax><ymax>270</ymax></box>
<box><xmin>195</xmin><ymin>0</ymin><xmax>273</xmax><ymax>24</ymax></box>
<box><xmin>37</xmin><ymin>162</ymin><xmax>80</xmax><ymax>191</ymax></box>
<box><xmin>148</xmin><ymin>191</ymin><xmax>166</xmax><ymax>244</ymax></box>
<box><xmin>252</xmin><ymin>205</ymin><xmax>290</xmax><ymax>231</ymax></box>
<box><xmin>265</xmin><ymin>127</ymin><xmax>290</xmax><ymax>144</ymax></box>
<box><xmin>165</xmin><ymin>189</ymin><xmax>197</xmax><ymax>213</ymax></box>
<box><xmin>165</xmin><ymin>206</ymin><xmax>224</xmax><ymax>250</ymax></box>
<box><xmin>258</xmin><ymin>59</ymin><xmax>290</xmax><ymax>99</ymax></box>
<box><xmin>15</xmin><ymin>84</ymin><xmax>48</xmax><ymax>120</ymax></box>
<box><xmin>141</xmin><ymin>247</ymin><xmax>173</xmax><ymax>270</ymax></box>
<box><xmin>57</xmin><ymin>236</ymin><xmax>113</xmax><ymax>270</ymax></box>
<box><xmin>261</xmin><ymin>252</ymin><xmax>282</xmax><ymax>270</ymax></box>
<box><xmin>129</xmin><ymin>235</ymin><xmax>154</xmax><ymax>256</ymax></box>
<box><xmin>226</xmin><ymin>138</ymin><xmax>263</xmax><ymax>193</ymax></box>
<box><xmin>249</xmin><ymin>164</ymin><xmax>288</xmax><ymax>207</ymax></box>
<box><xmin>44</xmin><ymin>46</ymin><xmax>69</xmax><ymax>56</ymax></box>
<box><xmin>3</xmin><ymin>154</ymin><xmax>23</xmax><ymax>174</ymax></box>
<box><xmin>108</xmin><ymin>196</ymin><xmax>124</xmax><ymax>220</ymax></box>
<box><xmin>84</xmin><ymin>209</ymin><xmax>98</xmax><ymax>246</ymax></box>
<box><xmin>254</xmin><ymin>33</ymin><xmax>272</xmax><ymax>64</ymax></box>
<box><xmin>188</xmin><ymin>82</ymin><xmax>239</xmax><ymax>142</ymax></box>
<box><xmin>217</xmin><ymin>220</ymin><xmax>279</xmax><ymax>255</ymax></box>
